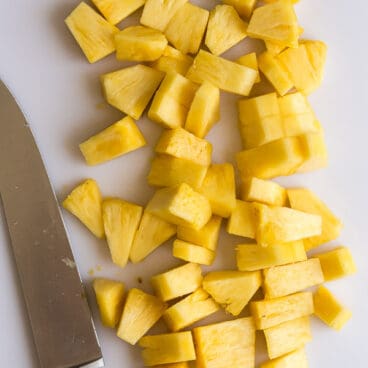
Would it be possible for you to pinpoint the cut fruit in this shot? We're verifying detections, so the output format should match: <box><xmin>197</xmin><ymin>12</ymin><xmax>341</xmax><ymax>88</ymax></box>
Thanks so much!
<box><xmin>236</xmin><ymin>52</ymin><xmax>261</xmax><ymax>83</ymax></box>
<box><xmin>153</xmin><ymin>364</ymin><xmax>189</xmax><ymax>368</ymax></box>
<box><xmin>173</xmin><ymin>240</ymin><xmax>215</xmax><ymax>266</ymax></box>
<box><xmin>223</xmin><ymin>0</ymin><xmax>257</xmax><ymax>19</ymax></box>
<box><xmin>261</xmin><ymin>347</ymin><xmax>308</xmax><ymax>368</ymax></box>
<box><xmin>226</xmin><ymin>200</ymin><xmax>258</xmax><ymax>239</ymax></box>
<box><xmin>264</xmin><ymin>40</ymin><xmax>286</xmax><ymax>55</ymax></box>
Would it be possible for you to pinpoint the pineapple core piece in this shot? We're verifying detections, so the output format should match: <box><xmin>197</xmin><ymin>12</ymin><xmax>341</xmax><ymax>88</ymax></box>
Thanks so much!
<box><xmin>187</xmin><ymin>50</ymin><xmax>258</xmax><ymax>96</ymax></box>
<box><xmin>139</xmin><ymin>331</ymin><xmax>196</xmax><ymax>366</ymax></box>
<box><xmin>223</xmin><ymin>0</ymin><xmax>257</xmax><ymax>19</ymax></box>
<box><xmin>102</xmin><ymin>198</ymin><xmax>143</xmax><ymax>268</ymax></box>
<box><xmin>236</xmin><ymin>52</ymin><xmax>261</xmax><ymax>83</ymax></box>
<box><xmin>101</xmin><ymin>64</ymin><xmax>164</xmax><ymax>120</ymax></box>
<box><xmin>65</xmin><ymin>2</ymin><xmax>119</xmax><ymax>63</ymax></box>
<box><xmin>260</xmin><ymin>347</ymin><xmax>308</xmax><ymax>368</ymax></box>
<box><xmin>117</xmin><ymin>288</ymin><xmax>167</xmax><ymax>345</ymax></box>
<box><xmin>251</xmin><ymin>292</ymin><xmax>314</xmax><ymax>330</ymax></box>
<box><xmin>63</xmin><ymin>179</ymin><xmax>104</xmax><ymax>238</ymax></box>
<box><xmin>194</xmin><ymin>317</ymin><xmax>256</xmax><ymax>368</ymax></box>
<box><xmin>173</xmin><ymin>240</ymin><xmax>215</xmax><ymax>266</ymax></box>
<box><xmin>263</xmin><ymin>258</ymin><xmax>324</xmax><ymax>298</ymax></box>
<box><xmin>203</xmin><ymin>270</ymin><xmax>262</xmax><ymax>316</ymax></box>
<box><xmin>264</xmin><ymin>316</ymin><xmax>312</xmax><ymax>359</ymax></box>
<box><xmin>205</xmin><ymin>5</ymin><xmax>248</xmax><ymax>56</ymax></box>
<box><xmin>165</xmin><ymin>3</ymin><xmax>209</xmax><ymax>55</ymax></box>
<box><xmin>163</xmin><ymin>289</ymin><xmax>219</xmax><ymax>331</ymax></box>
<box><xmin>79</xmin><ymin>116</ymin><xmax>146</xmax><ymax>165</ymax></box>
<box><xmin>151</xmin><ymin>263</ymin><xmax>202</xmax><ymax>302</ymax></box>
<box><xmin>93</xmin><ymin>278</ymin><xmax>125</xmax><ymax>328</ymax></box>
<box><xmin>130</xmin><ymin>211</ymin><xmax>176</xmax><ymax>263</ymax></box>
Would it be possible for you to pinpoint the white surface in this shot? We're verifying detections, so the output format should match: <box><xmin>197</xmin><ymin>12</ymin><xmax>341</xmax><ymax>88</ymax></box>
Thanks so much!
<box><xmin>0</xmin><ymin>0</ymin><xmax>367</xmax><ymax>367</ymax></box>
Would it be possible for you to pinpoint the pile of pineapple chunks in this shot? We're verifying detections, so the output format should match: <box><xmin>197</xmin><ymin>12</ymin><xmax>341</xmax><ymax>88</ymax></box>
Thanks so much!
<box><xmin>63</xmin><ymin>0</ymin><xmax>357</xmax><ymax>366</ymax></box>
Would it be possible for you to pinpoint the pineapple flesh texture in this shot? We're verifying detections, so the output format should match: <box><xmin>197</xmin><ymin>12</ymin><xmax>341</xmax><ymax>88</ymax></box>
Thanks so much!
<box><xmin>153</xmin><ymin>364</ymin><xmax>189</xmax><ymax>368</ymax></box>
<box><xmin>223</xmin><ymin>0</ymin><xmax>257</xmax><ymax>19</ymax></box>
<box><xmin>202</xmin><ymin>270</ymin><xmax>262</xmax><ymax>316</ymax></box>
<box><xmin>173</xmin><ymin>240</ymin><xmax>215</xmax><ymax>266</ymax></box>
<box><xmin>65</xmin><ymin>2</ymin><xmax>119</xmax><ymax>63</ymax></box>
<box><xmin>263</xmin><ymin>258</ymin><xmax>324</xmax><ymax>298</ymax></box>
<box><xmin>101</xmin><ymin>64</ymin><xmax>164</xmax><ymax>120</ymax></box>
<box><xmin>63</xmin><ymin>179</ymin><xmax>104</xmax><ymax>238</ymax></box>
<box><xmin>117</xmin><ymin>288</ymin><xmax>167</xmax><ymax>345</ymax></box>
<box><xmin>260</xmin><ymin>347</ymin><xmax>308</xmax><ymax>368</ymax></box>
<box><xmin>163</xmin><ymin>289</ymin><xmax>219</xmax><ymax>331</ymax></box>
<box><xmin>205</xmin><ymin>5</ymin><xmax>248</xmax><ymax>56</ymax></box>
<box><xmin>102</xmin><ymin>198</ymin><xmax>143</xmax><ymax>268</ymax></box>
<box><xmin>301</xmin><ymin>40</ymin><xmax>327</xmax><ymax>87</ymax></box>
<box><xmin>130</xmin><ymin>211</ymin><xmax>176</xmax><ymax>263</ymax></box>
<box><xmin>79</xmin><ymin>116</ymin><xmax>146</xmax><ymax>165</ymax></box>
<box><xmin>236</xmin><ymin>52</ymin><xmax>261</xmax><ymax>83</ymax></box>
<box><xmin>187</xmin><ymin>50</ymin><xmax>258</xmax><ymax>96</ymax></box>
<box><xmin>264</xmin><ymin>40</ymin><xmax>286</xmax><ymax>55</ymax></box>
<box><xmin>93</xmin><ymin>278</ymin><xmax>125</xmax><ymax>328</ymax></box>
<box><xmin>139</xmin><ymin>331</ymin><xmax>196</xmax><ymax>366</ymax></box>
<box><xmin>165</xmin><ymin>3</ymin><xmax>209</xmax><ymax>55</ymax></box>
<box><xmin>151</xmin><ymin>263</ymin><xmax>202</xmax><ymax>302</ymax></box>
<box><xmin>194</xmin><ymin>317</ymin><xmax>256</xmax><ymax>368</ymax></box>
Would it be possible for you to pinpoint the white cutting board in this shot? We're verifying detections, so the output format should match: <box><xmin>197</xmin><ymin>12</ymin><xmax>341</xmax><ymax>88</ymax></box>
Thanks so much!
<box><xmin>0</xmin><ymin>0</ymin><xmax>367</xmax><ymax>366</ymax></box>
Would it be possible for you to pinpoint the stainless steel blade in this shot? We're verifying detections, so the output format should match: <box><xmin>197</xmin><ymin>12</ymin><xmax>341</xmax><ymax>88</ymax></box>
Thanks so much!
<box><xmin>0</xmin><ymin>80</ymin><xmax>104</xmax><ymax>368</ymax></box>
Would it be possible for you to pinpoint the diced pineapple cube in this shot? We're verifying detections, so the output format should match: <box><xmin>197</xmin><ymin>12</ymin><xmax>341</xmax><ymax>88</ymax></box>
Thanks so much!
<box><xmin>173</xmin><ymin>240</ymin><xmax>215</xmax><ymax>266</ymax></box>
<box><xmin>263</xmin><ymin>259</ymin><xmax>324</xmax><ymax>298</ymax></box>
<box><xmin>101</xmin><ymin>64</ymin><xmax>164</xmax><ymax>120</ymax></box>
<box><xmin>203</xmin><ymin>270</ymin><xmax>261</xmax><ymax>316</ymax></box>
<box><xmin>194</xmin><ymin>318</ymin><xmax>256</xmax><ymax>368</ymax></box>
<box><xmin>226</xmin><ymin>200</ymin><xmax>258</xmax><ymax>239</ymax></box>
<box><xmin>151</xmin><ymin>263</ymin><xmax>203</xmax><ymax>302</ymax></box>
<box><xmin>93</xmin><ymin>278</ymin><xmax>125</xmax><ymax>328</ymax></box>
<box><xmin>278</xmin><ymin>92</ymin><xmax>312</xmax><ymax>115</ymax></box>
<box><xmin>260</xmin><ymin>347</ymin><xmax>308</xmax><ymax>368</ymax></box>
<box><xmin>63</xmin><ymin>179</ymin><xmax>104</xmax><ymax>238</ymax></box>
<box><xmin>239</xmin><ymin>92</ymin><xmax>281</xmax><ymax>120</ymax></box>
<box><xmin>223</xmin><ymin>0</ymin><xmax>257</xmax><ymax>19</ymax></box>
<box><xmin>236</xmin><ymin>52</ymin><xmax>261</xmax><ymax>83</ymax></box>
<box><xmin>163</xmin><ymin>289</ymin><xmax>219</xmax><ymax>331</ymax></box>
<box><xmin>117</xmin><ymin>288</ymin><xmax>167</xmax><ymax>345</ymax></box>
<box><xmin>65</xmin><ymin>2</ymin><xmax>119</xmax><ymax>63</ymax></box>
<box><xmin>301</xmin><ymin>40</ymin><xmax>327</xmax><ymax>87</ymax></box>
<box><xmin>264</xmin><ymin>40</ymin><xmax>286</xmax><ymax>55</ymax></box>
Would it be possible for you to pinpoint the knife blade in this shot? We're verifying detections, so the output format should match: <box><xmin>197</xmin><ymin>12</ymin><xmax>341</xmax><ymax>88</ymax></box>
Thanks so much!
<box><xmin>0</xmin><ymin>79</ymin><xmax>104</xmax><ymax>368</ymax></box>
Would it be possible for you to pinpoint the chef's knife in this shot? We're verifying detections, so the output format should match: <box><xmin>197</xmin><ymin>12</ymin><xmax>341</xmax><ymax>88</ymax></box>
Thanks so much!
<box><xmin>0</xmin><ymin>79</ymin><xmax>104</xmax><ymax>368</ymax></box>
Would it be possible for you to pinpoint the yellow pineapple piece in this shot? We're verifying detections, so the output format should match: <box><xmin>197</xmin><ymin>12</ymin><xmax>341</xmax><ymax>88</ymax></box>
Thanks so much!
<box><xmin>264</xmin><ymin>40</ymin><xmax>286</xmax><ymax>55</ymax></box>
<box><xmin>313</xmin><ymin>286</ymin><xmax>352</xmax><ymax>331</ymax></box>
<box><xmin>194</xmin><ymin>317</ymin><xmax>256</xmax><ymax>368</ymax></box>
<box><xmin>117</xmin><ymin>288</ymin><xmax>166</xmax><ymax>345</ymax></box>
<box><xmin>205</xmin><ymin>5</ymin><xmax>248</xmax><ymax>56</ymax></box>
<box><xmin>139</xmin><ymin>332</ymin><xmax>196</xmax><ymax>366</ymax></box>
<box><xmin>65</xmin><ymin>2</ymin><xmax>119</xmax><ymax>63</ymax></box>
<box><xmin>79</xmin><ymin>117</ymin><xmax>146</xmax><ymax>165</ymax></box>
<box><xmin>185</xmin><ymin>82</ymin><xmax>220</xmax><ymax>138</ymax></box>
<box><xmin>236</xmin><ymin>52</ymin><xmax>261</xmax><ymax>83</ymax></box>
<box><xmin>264</xmin><ymin>0</ymin><xmax>299</xmax><ymax>3</ymax></box>
<box><xmin>198</xmin><ymin>163</ymin><xmax>236</xmax><ymax>218</ymax></box>
<box><xmin>187</xmin><ymin>50</ymin><xmax>258</xmax><ymax>96</ymax></box>
<box><xmin>173</xmin><ymin>240</ymin><xmax>215</xmax><ymax>266</ymax></box>
<box><xmin>223</xmin><ymin>0</ymin><xmax>257</xmax><ymax>19</ymax></box>
<box><xmin>102</xmin><ymin>198</ymin><xmax>142</xmax><ymax>268</ymax></box>
<box><xmin>165</xmin><ymin>3</ymin><xmax>209</xmax><ymax>55</ymax></box>
<box><xmin>130</xmin><ymin>211</ymin><xmax>176</xmax><ymax>263</ymax></box>
<box><xmin>251</xmin><ymin>292</ymin><xmax>313</xmax><ymax>330</ymax></box>
<box><xmin>263</xmin><ymin>259</ymin><xmax>324</xmax><ymax>298</ymax></box>
<box><xmin>261</xmin><ymin>347</ymin><xmax>308</xmax><ymax>368</ymax></box>
<box><xmin>101</xmin><ymin>64</ymin><xmax>164</xmax><ymax>120</ymax></box>
<box><xmin>278</xmin><ymin>92</ymin><xmax>312</xmax><ymax>115</ymax></box>
<box><xmin>301</xmin><ymin>40</ymin><xmax>327</xmax><ymax>87</ymax></box>
<box><xmin>153</xmin><ymin>364</ymin><xmax>189</xmax><ymax>368</ymax></box>
<box><xmin>63</xmin><ymin>179</ymin><xmax>104</xmax><ymax>238</ymax></box>
<box><xmin>226</xmin><ymin>200</ymin><xmax>258</xmax><ymax>239</ymax></box>
<box><xmin>151</xmin><ymin>263</ymin><xmax>203</xmax><ymax>302</ymax></box>
<box><xmin>93</xmin><ymin>278</ymin><xmax>125</xmax><ymax>328</ymax></box>
<box><xmin>163</xmin><ymin>289</ymin><xmax>219</xmax><ymax>331</ymax></box>
<box><xmin>203</xmin><ymin>270</ymin><xmax>262</xmax><ymax>316</ymax></box>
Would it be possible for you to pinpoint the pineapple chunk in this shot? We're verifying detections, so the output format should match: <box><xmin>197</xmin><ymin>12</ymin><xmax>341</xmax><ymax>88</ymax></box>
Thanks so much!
<box><xmin>165</xmin><ymin>3</ymin><xmax>209</xmax><ymax>55</ymax></box>
<box><xmin>173</xmin><ymin>240</ymin><xmax>215</xmax><ymax>266</ymax></box>
<box><xmin>185</xmin><ymin>82</ymin><xmax>220</xmax><ymax>138</ymax></box>
<box><xmin>63</xmin><ymin>179</ymin><xmax>104</xmax><ymax>238</ymax></box>
<box><xmin>236</xmin><ymin>241</ymin><xmax>307</xmax><ymax>271</ymax></box>
<box><xmin>148</xmin><ymin>73</ymin><xmax>198</xmax><ymax>129</ymax></box>
<box><xmin>313</xmin><ymin>286</ymin><xmax>352</xmax><ymax>331</ymax></box>
<box><xmin>102</xmin><ymin>198</ymin><xmax>142</xmax><ymax>268</ymax></box>
<box><xmin>65</xmin><ymin>2</ymin><xmax>119</xmax><ymax>63</ymax></box>
<box><xmin>261</xmin><ymin>347</ymin><xmax>308</xmax><ymax>368</ymax></box>
<box><xmin>226</xmin><ymin>200</ymin><xmax>258</xmax><ymax>239</ymax></box>
<box><xmin>198</xmin><ymin>163</ymin><xmax>236</xmax><ymax>218</ymax></box>
<box><xmin>223</xmin><ymin>0</ymin><xmax>257</xmax><ymax>19</ymax></box>
<box><xmin>278</xmin><ymin>92</ymin><xmax>313</xmax><ymax>115</ymax></box>
<box><xmin>146</xmin><ymin>183</ymin><xmax>212</xmax><ymax>230</ymax></box>
<box><xmin>153</xmin><ymin>364</ymin><xmax>189</xmax><ymax>368</ymax></box>
<box><xmin>117</xmin><ymin>288</ymin><xmax>166</xmax><ymax>345</ymax></box>
<box><xmin>101</xmin><ymin>64</ymin><xmax>164</xmax><ymax>120</ymax></box>
<box><xmin>93</xmin><ymin>278</ymin><xmax>125</xmax><ymax>328</ymax></box>
<box><xmin>263</xmin><ymin>259</ymin><xmax>324</xmax><ymax>298</ymax></box>
<box><xmin>301</xmin><ymin>40</ymin><xmax>327</xmax><ymax>87</ymax></box>
<box><xmin>205</xmin><ymin>5</ymin><xmax>248</xmax><ymax>56</ymax></box>
<box><xmin>264</xmin><ymin>316</ymin><xmax>312</xmax><ymax>359</ymax></box>
<box><xmin>194</xmin><ymin>317</ymin><xmax>256</xmax><ymax>368</ymax></box>
<box><xmin>79</xmin><ymin>117</ymin><xmax>146</xmax><ymax>165</ymax></box>
<box><xmin>187</xmin><ymin>50</ymin><xmax>258</xmax><ymax>96</ymax></box>
<box><xmin>238</xmin><ymin>92</ymin><xmax>280</xmax><ymax>120</ymax></box>
<box><xmin>236</xmin><ymin>52</ymin><xmax>261</xmax><ymax>83</ymax></box>
<box><xmin>264</xmin><ymin>40</ymin><xmax>286</xmax><ymax>55</ymax></box>
<box><xmin>115</xmin><ymin>26</ymin><xmax>168</xmax><ymax>62</ymax></box>
<box><xmin>130</xmin><ymin>211</ymin><xmax>176</xmax><ymax>263</ymax></box>
<box><xmin>163</xmin><ymin>289</ymin><xmax>219</xmax><ymax>331</ymax></box>
<box><xmin>139</xmin><ymin>332</ymin><xmax>196</xmax><ymax>366</ymax></box>
<box><xmin>151</xmin><ymin>263</ymin><xmax>203</xmax><ymax>302</ymax></box>
<box><xmin>251</xmin><ymin>292</ymin><xmax>313</xmax><ymax>329</ymax></box>
<box><xmin>202</xmin><ymin>270</ymin><xmax>262</xmax><ymax>316</ymax></box>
